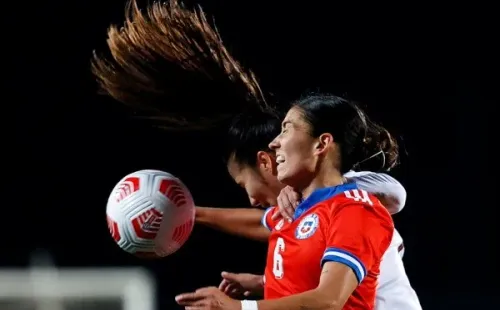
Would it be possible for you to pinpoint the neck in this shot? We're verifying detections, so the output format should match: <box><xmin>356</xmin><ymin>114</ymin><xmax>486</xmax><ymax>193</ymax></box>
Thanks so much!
<box><xmin>300</xmin><ymin>167</ymin><xmax>344</xmax><ymax>199</ymax></box>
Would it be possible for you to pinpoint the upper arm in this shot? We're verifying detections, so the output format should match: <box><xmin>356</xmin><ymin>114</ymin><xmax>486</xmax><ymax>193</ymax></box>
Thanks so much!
<box><xmin>316</xmin><ymin>261</ymin><xmax>359</xmax><ymax>308</ymax></box>
<box><xmin>344</xmin><ymin>171</ymin><xmax>407</xmax><ymax>214</ymax></box>
<box><xmin>321</xmin><ymin>203</ymin><xmax>393</xmax><ymax>284</ymax></box>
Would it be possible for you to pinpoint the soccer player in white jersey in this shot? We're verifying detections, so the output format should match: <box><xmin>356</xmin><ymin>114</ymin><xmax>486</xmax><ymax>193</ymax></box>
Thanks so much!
<box><xmin>195</xmin><ymin>113</ymin><xmax>421</xmax><ymax>310</ymax></box>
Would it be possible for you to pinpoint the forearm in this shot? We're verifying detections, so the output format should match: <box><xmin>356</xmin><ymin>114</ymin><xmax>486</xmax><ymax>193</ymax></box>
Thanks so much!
<box><xmin>256</xmin><ymin>289</ymin><xmax>339</xmax><ymax>310</ymax></box>
<box><xmin>249</xmin><ymin>274</ymin><xmax>265</xmax><ymax>295</ymax></box>
<box><xmin>195</xmin><ymin>207</ymin><xmax>270</xmax><ymax>242</ymax></box>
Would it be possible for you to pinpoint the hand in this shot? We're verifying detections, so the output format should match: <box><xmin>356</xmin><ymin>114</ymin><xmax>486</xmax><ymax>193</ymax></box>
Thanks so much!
<box><xmin>219</xmin><ymin>272</ymin><xmax>264</xmax><ymax>298</ymax></box>
<box><xmin>176</xmin><ymin>286</ymin><xmax>241</xmax><ymax>310</ymax></box>
<box><xmin>272</xmin><ymin>186</ymin><xmax>301</xmax><ymax>222</ymax></box>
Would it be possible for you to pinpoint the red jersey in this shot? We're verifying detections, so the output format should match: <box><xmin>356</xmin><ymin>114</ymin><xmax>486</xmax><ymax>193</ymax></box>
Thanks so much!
<box><xmin>261</xmin><ymin>183</ymin><xmax>394</xmax><ymax>310</ymax></box>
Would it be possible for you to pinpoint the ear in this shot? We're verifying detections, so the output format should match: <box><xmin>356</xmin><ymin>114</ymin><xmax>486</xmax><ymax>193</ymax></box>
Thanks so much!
<box><xmin>314</xmin><ymin>133</ymin><xmax>334</xmax><ymax>155</ymax></box>
<box><xmin>257</xmin><ymin>151</ymin><xmax>275</xmax><ymax>172</ymax></box>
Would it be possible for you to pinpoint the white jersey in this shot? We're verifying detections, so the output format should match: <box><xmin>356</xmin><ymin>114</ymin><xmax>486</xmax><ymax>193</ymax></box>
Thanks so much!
<box><xmin>344</xmin><ymin>171</ymin><xmax>422</xmax><ymax>310</ymax></box>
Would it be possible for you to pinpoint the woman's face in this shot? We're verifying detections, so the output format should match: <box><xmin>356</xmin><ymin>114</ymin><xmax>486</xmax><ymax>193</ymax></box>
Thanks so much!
<box><xmin>268</xmin><ymin>106</ymin><xmax>318</xmax><ymax>188</ymax></box>
<box><xmin>227</xmin><ymin>152</ymin><xmax>284</xmax><ymax>208</ymax></box>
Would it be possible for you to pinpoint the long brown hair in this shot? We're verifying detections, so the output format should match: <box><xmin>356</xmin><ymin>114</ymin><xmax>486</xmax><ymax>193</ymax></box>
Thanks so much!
<box><xmin>91</xmin><ymin>0</ymin><xmax>270</xmax><ymax>130</ymax></box>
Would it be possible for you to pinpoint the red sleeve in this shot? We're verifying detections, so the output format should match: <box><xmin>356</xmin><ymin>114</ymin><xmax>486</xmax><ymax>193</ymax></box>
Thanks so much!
<box><xmin>321</xmin><ymin>203</ymin><xmax>393</xmax><ymax>284</ymax></box>
<box><xmin>261</xmin><ymin>207</ymin><xmax>280</xmax><ymax>231</ymax></box>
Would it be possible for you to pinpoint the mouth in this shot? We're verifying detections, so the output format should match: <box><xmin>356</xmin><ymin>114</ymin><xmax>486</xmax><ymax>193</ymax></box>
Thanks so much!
<box><xmin>276</xmin><ymin>155</ymin><xmax>285</xmax><ymax>166</ymax></box>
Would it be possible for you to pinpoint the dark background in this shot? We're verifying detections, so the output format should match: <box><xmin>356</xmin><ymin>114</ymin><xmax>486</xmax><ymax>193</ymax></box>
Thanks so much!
<box><xmin>8</xmin><ymin>1</ymin><xmax>498</xmax><ymax>309</ymax></box>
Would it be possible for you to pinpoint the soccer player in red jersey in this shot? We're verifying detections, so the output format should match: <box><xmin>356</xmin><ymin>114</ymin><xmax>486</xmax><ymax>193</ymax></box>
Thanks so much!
<box><xmin>204</xmin><ymin>113</ymin><xmax>419</xmax><ymax>310</ymax></box>
<box><xmin>176</xmin><ymin>95</ymin><xmax>398</xmax><ymax>310</ymax></box>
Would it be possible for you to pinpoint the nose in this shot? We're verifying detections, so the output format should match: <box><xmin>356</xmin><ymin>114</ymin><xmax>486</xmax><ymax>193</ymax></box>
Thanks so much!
<box><xmin>269</xmin><ymin>135</ymin><xmax>280</xmax><ymax>151</ymax></box>
<box><xmin>249</xmin><ymin>197</ymin><xmax>261</xmax><ymax>207</ymax></box>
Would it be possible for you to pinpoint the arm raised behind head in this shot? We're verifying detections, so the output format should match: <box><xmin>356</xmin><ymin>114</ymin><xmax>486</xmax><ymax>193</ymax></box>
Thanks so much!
<box><xmin>344</xmin><ymin>171</ymin><xmax>407</xmax><ymax>214</ymax></box>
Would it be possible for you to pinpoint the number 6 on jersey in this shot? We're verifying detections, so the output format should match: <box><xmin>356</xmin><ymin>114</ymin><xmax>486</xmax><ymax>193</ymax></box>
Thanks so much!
<box><xmin>273</xmin><ymin>237</ymin><xmax>285</xmax><ymax>278</ymax></box>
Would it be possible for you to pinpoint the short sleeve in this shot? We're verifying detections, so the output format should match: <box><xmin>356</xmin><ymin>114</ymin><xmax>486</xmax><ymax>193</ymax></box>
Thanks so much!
<box><xmin>261</xmin><ymin>207</ymin><xmax>279</xmax><ymax>231</ymax></box>
<box><xmin>344</xmin><ymin>171</ymin><xmax>407</xmax><ymax>214</ymax></box>
<box><xmin>321</xmin><ymin>203</ymin><xmax>393</xmax><ymax>284</ymax></box>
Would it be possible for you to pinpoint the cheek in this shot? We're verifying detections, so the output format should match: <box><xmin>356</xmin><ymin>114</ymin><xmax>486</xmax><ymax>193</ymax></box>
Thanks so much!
<box><xmin>244</xmin><ymin>183</ymin><xmax>257</xmax><ymax>198</ymax></box>
<box><xmin>281</xmin><ymin>136</ymin><xmax>295</xmax><ymax>155</ymax></box>
<box><xmin>245</xmin><ymin>181</ymin><xmax>264</xmax><ymax>198</ymax></box>
<box><xmin>284</xmin><ymin>138</ymin><xmax>312</xmax><ymax>160</ymax></box>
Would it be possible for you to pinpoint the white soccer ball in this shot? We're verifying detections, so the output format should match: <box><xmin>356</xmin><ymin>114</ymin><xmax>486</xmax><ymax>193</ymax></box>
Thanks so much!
<box><xmin>106</xmin><ymin>169</ymin><xmax>195</xmax><ymax>258</ymax></box>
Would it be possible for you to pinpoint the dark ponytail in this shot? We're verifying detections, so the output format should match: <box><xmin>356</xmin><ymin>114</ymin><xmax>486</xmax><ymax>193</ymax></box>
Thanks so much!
<box><xmin>351</xmin><ymin>120</ymin><xmax>399</xmax><ymax>172</ymax></box>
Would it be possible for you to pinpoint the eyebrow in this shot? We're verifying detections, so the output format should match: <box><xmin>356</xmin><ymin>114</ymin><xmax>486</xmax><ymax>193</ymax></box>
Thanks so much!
<box><xmin>281</xmin><ymin>120</ymin><xmax>292</xmax><ymax>128</ymax></box>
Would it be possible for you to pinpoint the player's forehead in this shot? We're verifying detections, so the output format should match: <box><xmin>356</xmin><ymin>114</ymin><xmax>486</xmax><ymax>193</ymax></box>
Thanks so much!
<box><xmin>282</xmin><ymin>107</ymin><xmax>308</xmax><ymax>129</ymax></box>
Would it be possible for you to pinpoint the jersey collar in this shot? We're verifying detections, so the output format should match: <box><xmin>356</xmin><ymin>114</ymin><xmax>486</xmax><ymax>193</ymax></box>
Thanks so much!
<box><xmin>293</xmin><ymin>182</ymin><xmax>358</xmax><ymax>219</ymax></box>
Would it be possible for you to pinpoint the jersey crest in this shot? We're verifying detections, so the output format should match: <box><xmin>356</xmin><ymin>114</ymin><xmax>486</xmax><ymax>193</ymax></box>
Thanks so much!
<box><xmin>295</xmin><ymin>213</ymin><xmax>319</xmax><ymax>239</ymax></box>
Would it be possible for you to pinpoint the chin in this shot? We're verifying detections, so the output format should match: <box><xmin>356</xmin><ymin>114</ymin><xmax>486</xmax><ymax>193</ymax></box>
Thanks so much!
<box><xmin>277</xmin><ymin>173</ymin><xmax>293</xmax><ymax>187</ymax></box>
<box><xmin>276</xmin><ymin>172</ymin><xmax>286</xmax><ymax>183</ymax></box>
<box><xmin>276</xmin><ymin>166</ymin><xmax>287</xmax><ymax>180</ymax></box>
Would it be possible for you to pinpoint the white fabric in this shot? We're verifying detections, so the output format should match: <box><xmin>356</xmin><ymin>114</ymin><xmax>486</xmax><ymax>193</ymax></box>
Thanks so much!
<box><xmin>344</xmin><ymin>171</ymin><xmax>407</xmax><ymax>214</ymax></box>
<box><xmin>376</xmin><ymin>230</ymin><xmax>422</xmax><ymax>310</ymax></box>
<box><xmin>344</xmin><ymin>171</ymin><xmax>421</xmax><ymax>310</ymax></box>
<box><xmin>241</xmin><ymin>300</ymin><xmax>258</xmax><ymax>310</ymax></box>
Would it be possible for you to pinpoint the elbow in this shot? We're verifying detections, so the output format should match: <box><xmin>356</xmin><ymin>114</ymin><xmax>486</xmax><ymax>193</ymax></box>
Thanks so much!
<box><xmin>323</xmin><ymin>301</ymin><xmax>343</xmax><ymax>310</ymax></box>
<box><xmin>389</xmin><ymin>182</ymin><xmax>407</xmax><ymax>214</ymax></box>
<box><xmin>378</xmin><ymin>182</ymin><xmax>407</xmax><ymax>215</ymax></box>
<box><xmin>331</xmin><ymin>303</ymin><xmax>343</xmax><ymax>310</ymax></box>
<box><xmin>320</xmin><ymin>300</ymin><xmax>343</xmax><ymax>310</ymax></box>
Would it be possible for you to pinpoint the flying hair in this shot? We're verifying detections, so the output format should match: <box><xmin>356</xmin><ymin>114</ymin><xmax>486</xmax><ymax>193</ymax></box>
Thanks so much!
<box><xmin>91</xmin><ymin>0</ymin><xmax>270</xmax><ymax>130</ymax></box>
